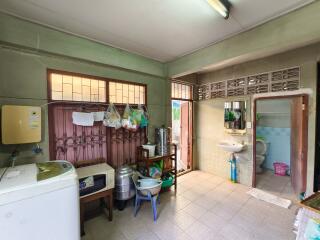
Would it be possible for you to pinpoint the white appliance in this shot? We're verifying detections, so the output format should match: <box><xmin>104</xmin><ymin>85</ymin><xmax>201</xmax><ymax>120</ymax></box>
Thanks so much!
<box><xmin>0</xmin><ymin>160</ymin><xmax>80</xmax><ymax>240</ymax></box>
<box><xmin>76</xmin><ymin>163</ymin><xmax>115</xmax><ymax>198</ymax></box>
<box><xmin>256</xmin><ymin>139</ymin><xmax>269</xmax><ymax>173</ymax></box>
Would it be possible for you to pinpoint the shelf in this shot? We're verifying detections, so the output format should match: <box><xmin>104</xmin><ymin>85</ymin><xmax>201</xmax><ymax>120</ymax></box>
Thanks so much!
<box><xmin>257</xmin><ymin>112</ymin><xmax>289</xmax><ymax>116</ymax></box>
<box><xmin>144</xmin><ymin>154</ymin><xmax>175</xmax><ymax>162</ymax></box>
<box><xmin>136</xmin><ymin>144</ymin><xmax>177</xmax><ymax>193</ymax></box>
<box><xmin>163</xmin><ymin>168</ymin><xmax>176</xmax><ymax>174</ymax></box>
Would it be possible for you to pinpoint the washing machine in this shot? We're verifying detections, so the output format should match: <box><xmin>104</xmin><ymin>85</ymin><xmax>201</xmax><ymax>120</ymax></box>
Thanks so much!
<box><xmin>0</xmin><ymin>160</ymin><xmax>80</xmax><ymax>240</ymax></box>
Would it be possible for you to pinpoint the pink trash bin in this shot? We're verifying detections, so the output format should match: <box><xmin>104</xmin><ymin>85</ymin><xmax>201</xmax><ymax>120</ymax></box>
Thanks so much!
<box><xmin>273</xmin><ymin>162</ymin><xmax>288</xmax><ymax>176</ymax></box>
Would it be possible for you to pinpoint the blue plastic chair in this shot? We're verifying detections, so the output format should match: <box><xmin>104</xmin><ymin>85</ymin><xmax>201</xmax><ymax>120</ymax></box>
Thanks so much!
<box><xmin>132</xmin><ymin>173</ymin><xmax>162</xmax><ymax>222</ymax></box>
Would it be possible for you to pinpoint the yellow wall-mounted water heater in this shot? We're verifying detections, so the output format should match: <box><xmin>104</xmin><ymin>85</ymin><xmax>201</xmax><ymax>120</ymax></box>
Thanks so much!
<box><xmin>1</xmin><ymin>105</ymin><xmax>41</xmax><ymax>144</ymax></box>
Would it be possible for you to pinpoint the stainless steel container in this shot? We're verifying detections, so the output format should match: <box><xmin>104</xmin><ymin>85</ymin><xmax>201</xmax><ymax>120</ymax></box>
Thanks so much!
<box><xmin>115</xmin><ymin>165</ymin><xmax>135</xmax><ymax>201</ymax></box>
<box><xmin>155</xmin><ymin>127</ymin><xmax>171</xmax><ymax>156</ymax></box>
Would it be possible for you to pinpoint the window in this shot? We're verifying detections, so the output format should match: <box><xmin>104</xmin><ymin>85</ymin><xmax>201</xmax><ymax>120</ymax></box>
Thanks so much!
<box><xmin>50</xmin><ymin>72</ymin><xmax>106</xmax><ymax>102</ymax></box>
<box><xmin>109</xmin><ymin>81</ymin><xmax>146</xmax><ymax>104</ymax></box>
<box><xmin>48</xmin><ymin>70</ymin><xmax>146</xmax><ymax>105</ymax></box>
<box><xmin>171</xmin><ymin>82</ymin><xmax>193</xmax><ymax>100</ymax></box>
<box><xmin>47</xmin><ymin>70</ymin><xmax>147</xmax><ymax>169</ymax></box>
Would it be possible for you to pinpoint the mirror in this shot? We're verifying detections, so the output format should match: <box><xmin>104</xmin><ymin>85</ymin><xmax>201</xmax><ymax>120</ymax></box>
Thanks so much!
<box><xmin>224</xmin><ymin>101</ymin><xmax>246</xmax><ymax>130</ymax></box>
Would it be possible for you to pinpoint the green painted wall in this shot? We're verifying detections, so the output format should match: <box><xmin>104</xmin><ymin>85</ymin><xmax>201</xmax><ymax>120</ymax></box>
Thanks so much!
<box><xmin>0</xmin><ymin>47</ymin><xmax>169</xmax><ymax>167</ymax></box>
<box><xmin>0</xmin><ymin>11</ymin><xmax>172</xmax><ymax>168</ymax></box>
<box><xmin>0</xmin><ymin>13</ymin><xmax>166</xmax><ymax>77</ymax></box>
<box><xmin>167</xmin><ymin>1</ymin><xmax>320</xmax><ymax>77</ymax></box>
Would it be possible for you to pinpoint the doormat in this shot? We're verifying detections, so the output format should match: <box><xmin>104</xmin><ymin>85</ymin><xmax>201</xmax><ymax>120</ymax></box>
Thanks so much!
<box><xmin>247</xmin><ymin>188</ymin><xmax>291</xmax><ymax>209</ymax></box>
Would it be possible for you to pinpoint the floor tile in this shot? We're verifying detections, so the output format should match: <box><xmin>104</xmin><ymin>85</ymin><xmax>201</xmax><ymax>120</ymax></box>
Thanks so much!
<box><xmin>181</xmin><ymin>189</ymin><xmax>203</xmax><ymax>201</ymax></box>
<box><xmin>194</xmin><ymin>195</ymin><xmax>219</xmax><ymax>210</ymax></box>
<box><xmin>172</xmin><ymin>210</ymin><xmax>197</xmax><ymax>230</ymax></box>
<box><xmin>256</xmin><ymin>169</ymin><xmax>296</xmax><ymax>202</ymax></box>
<box><xmin>185</xmin><ymin>221</ymin><xmax>212</xmax><ymax>240</ymax></box>
<box><xmin>152</xmin><ymin>220</ymin><xmax>188</xmax><ymax>240</ymax></box>
<box><xmin>83</xmin><ymin>170</ymin><xmax>297</xmax><ymax>240</ymax></box>
<box><xmin>220</xmin><ymin>223</ymin><xmax>252</xmax><ymax>240</ymax></box>
<box><xmin>199</xmin><ymin>211</ymin><xmax>228</xmax><ymax>232</ymax></box>
<box><xmin>183</xmin><ymin>202</ymin><xmax>207</xmax><ymax>219</ymax></box>
<box><xmin>211</xmin><ymin>202</ymin><xmax>242</xmax><ymax>221</ymax></box>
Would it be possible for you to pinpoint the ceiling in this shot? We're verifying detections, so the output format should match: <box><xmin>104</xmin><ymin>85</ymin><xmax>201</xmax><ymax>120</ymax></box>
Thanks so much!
<box><xmin>0</xmin><ymin>0</ymin><xmax>314</xmax><ymax>62</ymax></box>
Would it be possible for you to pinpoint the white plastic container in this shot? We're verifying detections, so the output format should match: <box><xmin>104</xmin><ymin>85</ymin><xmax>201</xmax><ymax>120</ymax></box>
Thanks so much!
<box><xmin>137</xmin><ymin>179</ymin><xmax>162</xmax><ymax>196</ymax></box>
<box><xmin>138</xmin><ymin>178</ymin><xmax>160</xmax><ymax>188</ymax></box>
<box><xmin>142</xmin><ymin>144</ymin><xmax>156</xmax><ymax>157</ymax></box>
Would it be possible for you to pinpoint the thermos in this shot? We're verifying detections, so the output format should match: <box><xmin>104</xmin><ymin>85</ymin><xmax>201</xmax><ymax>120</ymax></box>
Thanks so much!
<box><xmin>155</xmin><ymin>126</ymin><xmax>171</xmax><ymax>156</ymax></box>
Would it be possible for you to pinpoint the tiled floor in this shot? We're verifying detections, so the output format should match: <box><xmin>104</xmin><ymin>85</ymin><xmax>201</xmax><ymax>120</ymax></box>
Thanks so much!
<box><xmin>82</xmin><ymin>171</ymin><xmax>298</xmax><ymax>240</ymax></box>
<box><xmin>256</xmin><ymin>169</ymin><xmax>297</xmax><ymax>202</ymax></box>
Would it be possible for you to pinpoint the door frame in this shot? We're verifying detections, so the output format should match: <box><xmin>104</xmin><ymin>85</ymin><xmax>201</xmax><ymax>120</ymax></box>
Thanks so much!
<box><xmin>314</xmin><ymin>63</ymin><xmax>320</xmax><ymax>192</ymax></box>
<box><xmin>252</xmin><ymin>93</ymin><xmax>309</xmax><ymax>187</ymax></box>
<box><xmin>171</xmin><ymin>98</ymin><xmax>194</xmax><ymax>174</ymax></box>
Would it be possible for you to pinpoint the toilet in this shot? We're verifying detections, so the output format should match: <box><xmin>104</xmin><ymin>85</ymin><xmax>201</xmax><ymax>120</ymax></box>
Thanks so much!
<box><xmin>256</xmin><ymin>139</ymin><xmax>268</xmax><ymax>173</ymax></box>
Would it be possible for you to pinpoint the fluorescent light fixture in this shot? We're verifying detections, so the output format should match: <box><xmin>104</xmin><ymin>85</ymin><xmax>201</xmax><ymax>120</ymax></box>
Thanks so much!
<box><xmin>207</xmin><ymin>0</ymin><xmax>231</xmax><ymax>19</ymax></box>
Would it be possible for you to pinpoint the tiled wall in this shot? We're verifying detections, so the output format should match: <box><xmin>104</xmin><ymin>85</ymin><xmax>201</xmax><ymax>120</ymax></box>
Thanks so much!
<box><xmin>195</xmin><ymin>97</ymin><xmax>253</xmax><ymax>186</ymax></box>
<box><xmin>256</xmin><ymin>126</ymin><xmax>291</xmax><ymax>170</ymax></box>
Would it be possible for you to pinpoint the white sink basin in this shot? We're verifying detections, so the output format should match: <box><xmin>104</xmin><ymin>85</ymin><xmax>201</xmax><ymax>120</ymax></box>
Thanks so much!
<box><xmin>217</xmin><ymin>141</ymin><xmax>245</xmax><ymax>153</ymax></box>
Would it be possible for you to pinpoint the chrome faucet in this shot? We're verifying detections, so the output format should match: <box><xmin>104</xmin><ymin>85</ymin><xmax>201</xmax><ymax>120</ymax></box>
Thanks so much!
<box><xmin>10</xmin><ymin>149</ymin><xmax>19</xmax><ymax>168</ymax></box>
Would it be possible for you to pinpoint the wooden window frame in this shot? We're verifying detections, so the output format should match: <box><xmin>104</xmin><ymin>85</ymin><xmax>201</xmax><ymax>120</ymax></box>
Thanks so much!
<box><xmin>109</xmin><ymin>81</ymin><xmax>147</xmax><ymax>105</ymax></box>
<box><xmin>171</xmin><ymin>81</ymin><xmax>194</xmax><ymax>101</ymax></box>
<box><xmin>47</xmin><ymin>69</ymin><xmax>147</xmax><ymax>105</ymax></box>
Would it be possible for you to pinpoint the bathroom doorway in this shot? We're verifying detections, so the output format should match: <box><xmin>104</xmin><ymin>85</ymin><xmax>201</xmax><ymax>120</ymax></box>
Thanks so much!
<box><xmin>253</xmin><ymin>95</ymin><xmax>308</xmax><ymax>200</ymax></box>
<box><xmin>171</xmin><ymin>100</ymin><xmax>193</xmax><ymax>174</ymax></box>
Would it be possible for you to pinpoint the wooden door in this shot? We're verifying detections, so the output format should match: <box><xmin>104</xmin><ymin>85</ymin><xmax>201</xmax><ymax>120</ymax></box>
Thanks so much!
<box><xmin>180</xmin><ymin>102</ymin><xmax>190</xmax><ymax>170</ymax></box>
<box><xmin>291</xmin><ymin>95</ymin><xmax>308</xmax><ymax>195</ymax></box>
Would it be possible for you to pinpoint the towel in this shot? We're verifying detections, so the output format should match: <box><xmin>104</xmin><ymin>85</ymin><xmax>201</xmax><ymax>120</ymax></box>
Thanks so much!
<box><xmin>72</xmin><ymin>112</ymin><xmax>94</xmax><ymax>126</ymax></box>
<box><xmin>92</xmin><ymin>111</ymin><xmax>105</xmax><ymax>121</ymax></box>
<box><xmin>247</xmin><ymin>188</ymin><xmax>291</xmax><ymax>208</ymax></box>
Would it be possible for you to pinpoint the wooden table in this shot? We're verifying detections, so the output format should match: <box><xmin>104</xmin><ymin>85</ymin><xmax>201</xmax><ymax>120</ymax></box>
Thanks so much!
<box><xmin>80</xmin><ymin>189</ymin><xmax>113</xmax><ymax>236</ymax></box>
<box><xmin>76</xmin><ymin>163</ymin><xmax>115</xmax><ymax>236</ymax></box>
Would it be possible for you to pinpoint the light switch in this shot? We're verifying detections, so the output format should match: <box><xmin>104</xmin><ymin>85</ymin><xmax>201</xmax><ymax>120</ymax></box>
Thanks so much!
<box><xmin>246</xmin><ymin>122</ymin><xmax>252</xmax><ymax>129</ymax></box>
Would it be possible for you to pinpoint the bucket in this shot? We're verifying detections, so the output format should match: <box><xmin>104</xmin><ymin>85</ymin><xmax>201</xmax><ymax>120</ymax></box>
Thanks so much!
<box><xmin>142</xmin><ymin>144</ymin><xmax>156</xmax><ymax>157</ymax></box>
<box><xmin>273</xmin><ymin>162</ymin><xmax>288</xmax><ymax>176</ymax></box>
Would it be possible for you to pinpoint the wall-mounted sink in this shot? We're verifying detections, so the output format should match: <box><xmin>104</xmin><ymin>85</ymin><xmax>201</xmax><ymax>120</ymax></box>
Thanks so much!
<box><xmin>217</xmin><ymin>141</ymin><xmax>246</xmax><ymax>153</ymax></box>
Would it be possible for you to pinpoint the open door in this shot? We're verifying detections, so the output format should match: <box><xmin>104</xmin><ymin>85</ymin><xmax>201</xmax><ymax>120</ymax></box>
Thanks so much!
<box><xmin>180</xmin><ymin>102</ymin><xmax>190</xmax><ymax>169</ymax></box>
<box><xmin>291</xmin><ymin>95</ymin><xmax>308</xmax><ymax>195</ymax></box>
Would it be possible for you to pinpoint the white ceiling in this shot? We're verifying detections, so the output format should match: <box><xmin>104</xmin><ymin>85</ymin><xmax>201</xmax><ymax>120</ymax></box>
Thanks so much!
<box><xmin>0</xmin><ymin>0</ymin><xmax>314</xmax><ymax>62</ymax></box>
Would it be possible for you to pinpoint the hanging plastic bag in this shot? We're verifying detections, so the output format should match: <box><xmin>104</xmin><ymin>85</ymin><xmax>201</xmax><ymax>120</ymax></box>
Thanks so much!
<box><xmin>139</xmin><ymin>105</ymin><xmax>149</xmax><ymax>128</ymax></box>
<box><xmin>128</xmin><ymin>105</ymin><xmax>139</xmax><ymax>132</ymax></box>
<box><xmin>131</xmin><ymin>105</ymin><xmax>144</xmax><ymax>126</ymax></box>
<box><xmin>103</xmin><ymin>103</ymin><xmax>121</xmax><ymax>129</ymax></box>
<box><xmin>122</xmin><ymin>104</ymin><xmax>131</xmax><ymax>129</ymax></box>
<box><xmin>121</xmin><ymin>104</ymin><xmax>138</xmax><ymax>131</ymax></box>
